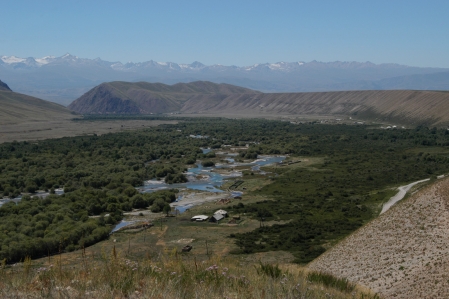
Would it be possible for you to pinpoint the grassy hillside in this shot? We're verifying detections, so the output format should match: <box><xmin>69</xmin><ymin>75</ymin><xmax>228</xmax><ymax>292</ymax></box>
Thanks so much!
<box><xmin>0</xmin><ymin>90</ymin><xmax>74</xmax><ymax>125</ymax></box>
<box><xmin>1</xmin><ymin>252</ymin><xmax>381</xmax><ymax>299</ymax></box>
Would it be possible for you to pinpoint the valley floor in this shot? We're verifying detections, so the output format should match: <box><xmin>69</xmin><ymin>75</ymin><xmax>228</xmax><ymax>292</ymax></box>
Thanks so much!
<box><xmin>0</xmin><ymin>119</ymin><xmax>177</xmax><ymax>143</ymax></box>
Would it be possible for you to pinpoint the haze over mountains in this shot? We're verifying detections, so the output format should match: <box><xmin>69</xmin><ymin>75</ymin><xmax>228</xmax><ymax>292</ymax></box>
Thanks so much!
<box><xmin>1</xmin><ymin>54</ymin><xmax>449</xmax><ymax>105</ymax></box>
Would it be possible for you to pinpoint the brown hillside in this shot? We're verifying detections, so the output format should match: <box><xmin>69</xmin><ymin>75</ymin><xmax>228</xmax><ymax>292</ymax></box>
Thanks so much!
<box><xmin>0</xmin><ymin>90</ymin><xmax>74</xmax><ymax>125</ymax></box>
<box><xmin>69</xmin><ymin>81</ymin><xmax>449</xmax><ymax>126</ymax></box>
<box><xmin>308</xmin><ymin>177</ymin><xmax>449</xmax><ymax>299</ymax></box>
<box><xmin>181</xmin><ymin>90</ymin><xmax>449</xmax><ymax>126</ymax></box>
<box><xmin>68</xmin><ymin>81</ymin><xmax>258</xmax><ymax>114</ymax></box>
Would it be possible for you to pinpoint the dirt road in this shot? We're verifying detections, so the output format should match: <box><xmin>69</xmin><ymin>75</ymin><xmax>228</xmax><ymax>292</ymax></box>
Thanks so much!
<box><xmin>380</xmin><ymin>178</ymin><xmax>430</xmax><ymax>214</ymax></box>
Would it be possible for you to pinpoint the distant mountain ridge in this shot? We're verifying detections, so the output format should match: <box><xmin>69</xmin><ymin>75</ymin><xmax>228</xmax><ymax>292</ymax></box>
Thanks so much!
<box><xmin>69</xmin><ymin>81</ymin><xmax>449</xmax><ymax>127</ymax></box>
<box><xmin>1</xmin><ymin>54</ymin><xmax>449</xmax><ymax>105</ymax></box>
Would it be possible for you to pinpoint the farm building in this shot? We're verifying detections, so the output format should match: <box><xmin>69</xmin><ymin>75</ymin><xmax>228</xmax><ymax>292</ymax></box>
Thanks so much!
<box><xmin>209</xmin><ymin>213</ymin><xmax>224</xmax><ymax>223</ymax></box>
<box><xmin>191</xmin><ymin>215</ymin><xmax>209</xmax><ymax>222</ymax></box>
<box><xmin>214</xmin><ymin>209</ymin><xmax>228</xmax><ymax>217</ymax></box>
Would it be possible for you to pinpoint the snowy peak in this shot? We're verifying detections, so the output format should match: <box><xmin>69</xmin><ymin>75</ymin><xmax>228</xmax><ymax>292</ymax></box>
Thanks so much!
<box><xmin>1</xmin><ymin>55</ymin><xmax>26</xmax><ymax>64</ymax></box>
<box><xmin>35</xmin><ymin>56</ymin><xmax>55</xmax><ymax>65</ymax></box>
<box><xmin>1</xmin><ymin>55</ymin><xmax>56</xmax><ymax>67</ymax></box>
<box><xmin>0</xmin><ymin>54</ymin><xmax>419</xmax><ymax>73</ymax></box>
<box><xmin>244</xmin><ymin>61</ymin><xmax>306</xmax><ymax>72</ymax></box>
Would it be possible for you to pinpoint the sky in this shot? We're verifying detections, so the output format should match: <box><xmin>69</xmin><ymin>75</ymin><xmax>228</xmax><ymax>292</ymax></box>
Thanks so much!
<box><xmin>1</xmin><ymin>0</ymin><xmax>448</xmax><ymax>68</ymax></box>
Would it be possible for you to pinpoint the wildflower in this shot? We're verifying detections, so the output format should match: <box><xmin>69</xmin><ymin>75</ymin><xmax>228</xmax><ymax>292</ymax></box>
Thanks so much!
<box><xmin>171</xmin><ymin>272</ymin><xmax>176</xmax><ymax>275</ymax></box>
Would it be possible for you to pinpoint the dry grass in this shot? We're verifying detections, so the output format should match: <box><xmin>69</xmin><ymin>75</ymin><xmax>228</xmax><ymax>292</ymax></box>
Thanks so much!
<box><xmin>0</xmin><ymin>249</ymin><xmax>381</xmax><ymax>299</ymax></box>
<box><xmin>0</xmin><ymin>90</ymin><xmax>72</xmax><ymax>126</ymax></box>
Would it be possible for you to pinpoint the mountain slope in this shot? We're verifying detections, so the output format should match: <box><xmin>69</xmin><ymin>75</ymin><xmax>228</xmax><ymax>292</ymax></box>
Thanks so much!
<box><xmin>308</xmin><ymin>178</ymin><xmax>449</xmax><ymax>299</ymax></box>
<box><xmin>70</xmin><ymin>81</ymin><xmax>449</xmax><ymax>127</ymax></box>
<box><xmin>181</xmin><ymin>89</ymin><xmax>449</xmax><ymax>126</ymax></box>
<box><xmin>0</xmin><ymin>89</ymin><xmax>74</xmax><ymax>125</ymax></box>
<box><xmin>0</xmin><ymin>80</ymin><xmax>11</xmax><ymax>91</ymax></box>
<box><xmin>68</xmin><ymin>81</ymin><xmax>259</xmax><ymax>114</ymax></box>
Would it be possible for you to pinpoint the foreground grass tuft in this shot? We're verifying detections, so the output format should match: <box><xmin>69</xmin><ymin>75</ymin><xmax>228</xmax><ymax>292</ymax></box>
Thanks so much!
<box><xmin>307</xmin><ymin>271</ymin><xmax>356</xmax><ymax>293</ymax></box>
<box><xmin>255</xmin><ymin>261</ymin><xmax>283</xmax><ymax>278</ymax></box>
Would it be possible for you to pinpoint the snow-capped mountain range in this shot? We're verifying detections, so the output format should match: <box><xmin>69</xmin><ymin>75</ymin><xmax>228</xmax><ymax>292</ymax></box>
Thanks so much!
<box><xmin>0</xmin><ymin>53</ymin><xmax>311</xmax><ymax>72</ymax></box>
<box><xmin>1</xmin><ymin>53</ymin><xmax>449</xmax><ymax>106</ymax></box>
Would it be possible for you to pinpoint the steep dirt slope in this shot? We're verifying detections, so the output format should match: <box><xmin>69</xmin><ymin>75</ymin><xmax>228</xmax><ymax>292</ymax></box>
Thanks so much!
<box><xmin>0</xmin><ymin>90</ymin><xmax>74</xmax><ymax>125</ymax></box>
<box><xmin>182</xmin><ymin>90</ymin><xmax>449</xmax><ymax>126</ymax></box>
<box><xmin>308</xmin><ymin>178</ymin><xmax>449</xmax><ymax>299</ymax></box>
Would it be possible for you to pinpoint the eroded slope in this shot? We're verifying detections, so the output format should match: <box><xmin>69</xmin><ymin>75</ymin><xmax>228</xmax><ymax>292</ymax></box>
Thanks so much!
<box><xmin>308</xmin><ymin>178</ymin><xmax>449</xmax><ymax>299</ymax></box>
<box><xmin>182</xmin><ymin>90</ymin><xmax>449</xmax><ymax>126</ymax></box>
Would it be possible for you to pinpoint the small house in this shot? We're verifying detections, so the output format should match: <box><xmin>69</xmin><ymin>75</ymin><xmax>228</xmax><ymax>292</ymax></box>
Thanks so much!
<box><xmin>209</xmin><ymin>213</ymin><xmax>224</xmax><ymax>223</ymax></box>
<box><xmin>214</xmin><ymin>209</ymin><xmax>228</xmax><ymax>217</ymax></box>
<box><xmin>191</xmin><ymin>215</ymin><xmax>209</xmax><ymax>222</ymax></box>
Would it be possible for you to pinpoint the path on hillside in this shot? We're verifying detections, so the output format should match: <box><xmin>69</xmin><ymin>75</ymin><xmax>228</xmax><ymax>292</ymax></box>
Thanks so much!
<box><xmin>380</xmin><ymin>178</ymin><xmax>430</xmax><ymax>214</ymax></box>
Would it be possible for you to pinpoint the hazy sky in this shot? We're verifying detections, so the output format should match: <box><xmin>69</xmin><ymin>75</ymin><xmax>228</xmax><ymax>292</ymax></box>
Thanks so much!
<box><xmin>1</xmin><ymin>0</ymin><xmax>448</xmax><ymax>67</ymax></box>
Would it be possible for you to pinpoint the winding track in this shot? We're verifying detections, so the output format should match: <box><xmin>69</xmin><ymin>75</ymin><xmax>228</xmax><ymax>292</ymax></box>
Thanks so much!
<box><xmin>380</xmin><ymin>178</ymin><xmax>430</xmax><ymax>214</ymax></box>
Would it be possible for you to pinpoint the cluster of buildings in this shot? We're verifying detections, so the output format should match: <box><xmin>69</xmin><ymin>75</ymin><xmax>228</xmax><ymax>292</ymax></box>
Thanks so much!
<box><xmin>191</xmin><ymin>209</ymin><xmax>228</xmax><ymax>223</ymax></box>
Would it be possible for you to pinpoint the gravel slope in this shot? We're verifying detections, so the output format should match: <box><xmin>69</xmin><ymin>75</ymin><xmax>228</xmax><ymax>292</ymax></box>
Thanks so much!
<box><xmin>308</xmin><ymin>178</ymin><xmax>449</xmax><ymax>299</ymax></box>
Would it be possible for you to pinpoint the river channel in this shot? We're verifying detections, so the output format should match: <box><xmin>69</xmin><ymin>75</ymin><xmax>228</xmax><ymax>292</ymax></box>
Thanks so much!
<box><xmin>138</xmin><ymin>155</ymin><xmax>286</xmax><ymax>194</ymax></box>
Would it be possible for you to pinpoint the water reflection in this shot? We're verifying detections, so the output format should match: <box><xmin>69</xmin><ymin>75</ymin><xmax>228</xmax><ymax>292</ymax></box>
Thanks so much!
<box><xmin>139</xmin><ymin>155</ymin><xmax>285</xmax><ymax>194</ymax></box>
<box><xmin>111</xmin><ymin>220</ymin><xmax>135</xmax><ymax>233</ymax></box>
<box><xmin>0</xmin><ymin>188</ymin><xmax>64</xmax><ymax>207</ymax></box>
